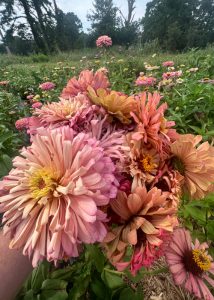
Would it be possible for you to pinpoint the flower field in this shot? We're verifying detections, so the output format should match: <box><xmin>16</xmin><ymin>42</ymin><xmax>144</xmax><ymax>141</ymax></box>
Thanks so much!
<box><xmin>0</xmin><ymin>46</ymin><xmax>214</xmax><ymax>300</ymax></box>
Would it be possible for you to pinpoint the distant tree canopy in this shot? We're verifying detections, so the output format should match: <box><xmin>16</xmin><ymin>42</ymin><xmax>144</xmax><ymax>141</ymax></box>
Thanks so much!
<box><xmin>142</xmin><ymin>0</ymin><xmax>214</xmax><ymax>50</ymax></box>
<box><xmin>0</xmin><ymin>0</ymin><xmax>213</xmax><ymax>54</ymax></box>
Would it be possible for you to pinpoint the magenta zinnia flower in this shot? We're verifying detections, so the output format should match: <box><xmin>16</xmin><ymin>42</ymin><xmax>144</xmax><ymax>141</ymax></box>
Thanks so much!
<box><xmin>165</xmin><ymin>228</ymin><xmax>214</xmax><ymax>300</ymax></box>
<box><xmin>39</xmin><ymin>82</ymin><xmax>55</xmax><ymax>91</ymax></box>
<box><xmin>0</xmin><ymin>126</ymin><xmax>117</xmax><ymax>267</ymax></box>
<box><xmin>96</xmin><ymin>35</ymin><xmax>112</xmax><ymax>48</ymax></box>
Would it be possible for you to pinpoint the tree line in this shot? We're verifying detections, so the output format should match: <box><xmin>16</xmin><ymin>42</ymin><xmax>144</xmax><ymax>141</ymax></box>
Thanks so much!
<box><xmin>0</xmin><ymin>0</ymin><xmax>213</xmax><ymax>55</ymax></box>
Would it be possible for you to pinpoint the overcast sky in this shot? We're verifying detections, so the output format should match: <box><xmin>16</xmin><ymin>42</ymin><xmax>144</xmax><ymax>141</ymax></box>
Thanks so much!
<box><xmin>57</xmin><ymin>0</ymin><xmax>149</xmax><ymax>31</ymax></box>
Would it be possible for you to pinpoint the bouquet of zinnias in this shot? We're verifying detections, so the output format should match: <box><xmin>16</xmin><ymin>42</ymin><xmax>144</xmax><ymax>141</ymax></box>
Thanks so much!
<box><xmin>1</xmin><ymin>69</ymin><xmax>214</xmax><ymax>299</ymax></box>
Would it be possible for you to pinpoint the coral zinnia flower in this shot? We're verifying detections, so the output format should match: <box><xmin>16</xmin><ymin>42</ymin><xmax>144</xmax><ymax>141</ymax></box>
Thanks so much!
<box><xmin>171</xmin><ymin>134</ymin><xmax>214</xmax><ymax>199</ymax></box>
<box><xmin>104</xmin><ymin>186</ymin><xmax>177</xmax><ymax>269</ymax></box>
<box><xmin>131</xmin><ymin>92</ymin><xmax>178</xmax><ymax>155</ymax></box>
<box><xmin>0</xmin><ymin>126</ymin><xmax>117</xmax><ymax>267</ymax></box>
<box><xmin>125</xmin><ymin>133</ymin><xmax>160</xmax><ymax>187</ymax></box>
<box><xmin>165</xmin><ymin>228</ymin><xmax>214</xmax><ymax>300</ymax></box>
<box><xmin>61</xmin><ymin>70</ymin><xmax>110</xmax><ymax>99</ymax></box>
<box><xmin>34</xmin><ymin>94</ymin><xmax>90</xmax><ymax>126</ymax></box>
<box><xmin>88</xmin><ymin>87</ymin><xmax>137</xmax><ymax>124</ymax></box>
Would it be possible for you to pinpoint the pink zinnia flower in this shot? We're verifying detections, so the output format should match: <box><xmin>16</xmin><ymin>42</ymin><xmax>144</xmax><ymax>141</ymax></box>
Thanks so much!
<box><xmin>135</xmin><ymin>76</ymin><xmax>156</xmax><ymax>87</ymax></box>
<box><xmin>34</xmin><ymin>95</ymin><xmax>91</xmax><ymax>127</ymax></box>
<box><xmin>162</xmin><ymin>71</ymin><xmax>182</xmax><ymax>79</ymax></box>
<box><xmin>27</xmin><ymin>94</ymin><xmax>35</xmax><ymax>100</ymax></box>
<box><xmin>0</xmin><ymin>126</ymin><xmax>117</xmax><ymax>267</ymax></box>
<box><xmin>39</xmin><ymin>82</ymin><xmax>55</xmax><ymax>91</ymax></box>
<box><xmin>162</xmin><ymin>61</ymin><xmax>174</xmax><ymax>67</ymax></box>
<box><xmin>32</xmin><ymin>102</ymin><xmax>42</xmax><ymax>109</ymax></box>
<box><xmin>165</xmin><ymin>228</ymin><xmax>214</xmax><ymax>300</ymax></box>
<box><xmin>15</xmin><ymin>117</ymin><xmax>30</xmax><ymax>130</ymax></box>
<box><xmin>96</xmin><ymin>35</ymin><xmax>112</xmax><ymax>48</ymax></box>
<box><xmin>61</xmin><ymin>70</ymin><xmax>110</xmax><ymax>99</ymax></box>
<box><xmin>0</xmin><ymin>80</ymin><xmax>9</xmax><ymax>86</ymax></box>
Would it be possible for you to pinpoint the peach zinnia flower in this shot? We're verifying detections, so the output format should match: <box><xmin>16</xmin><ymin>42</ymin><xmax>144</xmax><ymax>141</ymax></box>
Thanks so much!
<box><xmin>125</xmin><ymin>133</ymin><xmax>160</xmax><ymax>187</ymax></box>
<box><xmin>61</xmin><ymin>70</ymin><xmax>110</xmax><ymax>99</ymax></box>
<box><xmin>0</xmin><ymin>126</ymin><xmax>117</xmax><ymax>267</ymax></box>
<box><xmin>165</xmin><ymin>228</ymin><xmax>214</xmax><ymax>300</ymax></box>
<box><xmin>104</xmin><ymin>186</ymin><xmax>177</xmax><ymax>270</ymax></box>
<box><xmin>34</xmin><ymin>94</ymin><xmax>90</xmax><ymax>126</ymax></box>
<box><xmin>88</xmin><ymin>87</ymin><xmax>137</xmax><ymax>124</ymax></box>
<box><xmin>171</xmin><ymin>134</ymin><xmax>214</xmax><ymax>199</ymax></box>
<box><xmin>131</xmin><ymin>92</ymin><xmax>178</xmax><ymax>155</ymax></box>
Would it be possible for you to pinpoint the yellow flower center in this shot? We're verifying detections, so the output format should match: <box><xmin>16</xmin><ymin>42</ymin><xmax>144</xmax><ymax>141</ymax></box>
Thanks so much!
<box><xmin>140</xmin><ymin>154</ymin><xmax>155</xmax><ymax>172</ymax></box>
<box><xmin>192</xmin><ymin>249</ymin><xmax>211</xmax><ymax>271</ymax></box>
<box><xmin>29</xmin><ymin>168</ymin><xmax>57</xmax><ymax>200</ymax></box>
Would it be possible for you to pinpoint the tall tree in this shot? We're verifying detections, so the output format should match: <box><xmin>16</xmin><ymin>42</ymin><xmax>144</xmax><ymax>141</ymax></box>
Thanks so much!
<box><xmin>142</xmin><ymin>0</ymin><xmax>199</xmax><ymax>50</ymax></box>
<box><xmin>117</xmin><ymin>0</ymin><xmax>139</xmax><ymax>46</ymax></box>
<box><xmin>87</xmin><ymin>0</ymin><xmax>118</xmax><ymax>41</ymax></box>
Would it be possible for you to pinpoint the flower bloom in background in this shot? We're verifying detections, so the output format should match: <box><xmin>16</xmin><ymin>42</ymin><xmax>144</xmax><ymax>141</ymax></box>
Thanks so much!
<box><xmin>135</xmin><ymin>75</ymin><xmax>156</xmax><ymax>87</ymax></box>
<box><xmin>39</xmin><ymin>81</ymin><xmax>55</xmax><ymax>91</ymax></box>
<box><xmin>0</xmin><ymin>80</ymin><xmax>9</xmax><ymax>86</ymax></box>
<box><xmin>162</xmin><ymin>71</ymin><xmax>182</xmax><ymax>79</ymax></box>
<box><xmin>187</xmin><ymin>67</ymin><xmax>199</xmax><ymax>73</ymax></box>
<box><xmin>171</xmin><ymin>134</ymin><xmax>214</xmax><ymax>199</ymax></box>
<box><xmin>32</xmin><ymin>102</ymin><xmax>42</xmax><ymax>109</ymax></box>
<box><xmin>96</xmin><ymin>35</ymin><xmax>112</xmax><ymax>48</ymax></box>
<box><xmin>145</xmin><ymin>64</ymin><xmax>160</xmax><ymax>71</ymax></box>
<box><xmin>27</xmin><ymin>94</ymin><xmax>35</xmax><ymax>100</ymax></box>
<box><xmin>165</xmin><ymin>228</ymin><xmax>214</xmax><ymax>300</ymax></box>
<box><xmin>162</xmin><ymin>61</ymin><xmax>174</xmax><ymax>67</ymax></box>
<box><xmin>61</xmin><ymin>69</ymin><xmax>110</xmax><ymax>99</ymax></box>
<box><xmin>0</xmin><ymin>126</ymin><xmax>117</xmax><ymax>267</ymax></box>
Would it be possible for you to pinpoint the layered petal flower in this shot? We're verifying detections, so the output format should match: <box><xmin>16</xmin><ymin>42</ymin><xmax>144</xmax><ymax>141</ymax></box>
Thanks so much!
<box><xmin>165</xmin><ymin>228</ymin><xmax>214</xmax><ymax>300</ymax></box>
<box><xmin>171</xmin><ymin>134</ymin><xmax>214</xmax><ymax>199</ymax></box>
<box><xmin>0</xmin><ymin>126</ymin><xmax>117</xmax><ymax>267</ymax></box>
<box><xmin>131</xmin><ymin>92</ymin><xmax>178</xmax><ymax>156</ymax></box>
<box><xmin>104</xmin><ymin>186</ymin><xmax>177</xmax><ymax>272</ymax></box>
<box><xmin>61</xmin><ymin>70</ymin><xmax>110</xmax><ymax>98</ymax></box>
<box><xmin>88</xmin><ymin>87</ymin><xmax>137</xmax><ymax>124</ymax></box>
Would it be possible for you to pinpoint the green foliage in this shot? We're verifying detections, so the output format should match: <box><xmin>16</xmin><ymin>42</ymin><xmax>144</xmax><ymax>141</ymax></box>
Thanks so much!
<box><xmin>142</xmin><ymin>0</ymin><xmax>214</xmax><ymax>50</ymax></box>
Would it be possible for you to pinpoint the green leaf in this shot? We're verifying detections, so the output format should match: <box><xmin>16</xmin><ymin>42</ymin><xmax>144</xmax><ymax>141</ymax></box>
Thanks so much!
<box><xmin>68</xmin><ymin>275</ymin><xmax>90</xmax><ymax>300</ymax></box>
<box><xmin>39</xmin><ymin>290</ymin><xmax>68</xmax><ymax>300</ymax></box>
<box><xmin>86</xmin><ymin>244</ymin><xmax>105</xmax><ymax>272</ymax></box>
<box><xmin>101</xmin><ymin>268</ymin><xmax>125</xmax><ymax>290</ymax></box>
<box><xmin>206</xmin><ymin>220</ymin><xmax>214</xmax><ymax>241</ymax></box>
<box><xmin>30</xmin><ymin>261</ymin><xmax>51</xmax><ymax>292</ymax></box>
<box><xmin>119</xmin><ymin>287</ymin><xmax>143</xmax><ymax>300</ymax></box>
<box><xmin>50</xmin><ymin>266</ymin><xmax>76</xmax><ymax>281</ymax></box>
<box><xmin>183</xmin><ymin>205</ymin><xmax>206</xmax><ymax>224</ymax></box>
<box><xmin>41</xmin><ymin>279</ymin><xmax>67</xmax><ymax>291</ymax></box>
